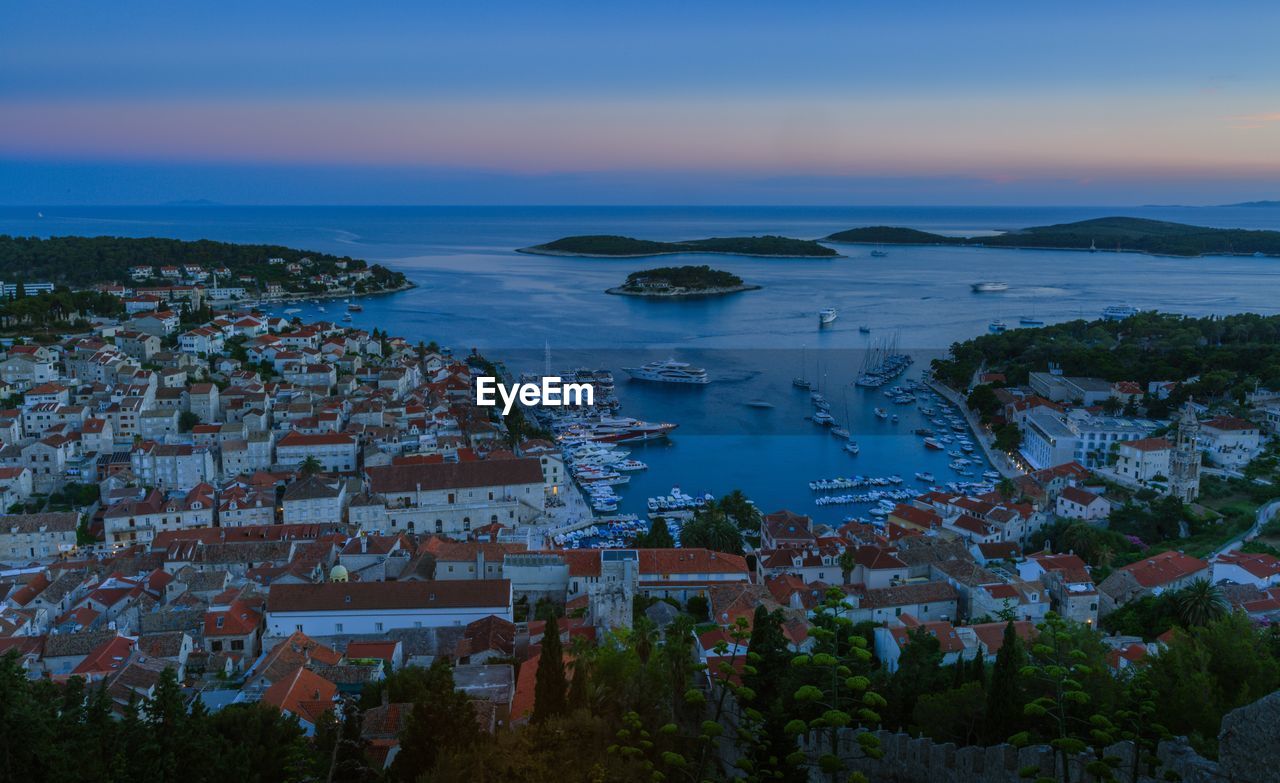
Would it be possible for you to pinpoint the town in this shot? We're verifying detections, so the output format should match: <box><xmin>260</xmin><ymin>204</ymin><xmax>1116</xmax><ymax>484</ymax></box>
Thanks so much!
<box><xmin>1</xmin><ymin>266</ymin><xmax>1278</xmax><ymax>783</ymax></box>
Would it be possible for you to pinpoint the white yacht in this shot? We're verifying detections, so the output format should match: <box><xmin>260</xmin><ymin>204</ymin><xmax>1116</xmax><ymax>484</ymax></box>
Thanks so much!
<box><xmin>1101</xmin><ymin>304</ymin><xmax>1140</xmax><ymax>321</ymax></box>
<box><xmin>989</xmin><ymin>319</ymin><xmax>1008</xmax><ymax>333</ymax></box>
<box><xmin>622</xmin><ymin>359</ymin><xmax>710</xmax><ymax>384</ymax></box>
<box><xmin>971</xmin><ymin>281</ymin><xmax>1010</xmax><ymax>293</ymax></box>
<box><xmin>819</xmin><ymin>307</ymin><xmax>838</xmax><ymax>325</ymax></box>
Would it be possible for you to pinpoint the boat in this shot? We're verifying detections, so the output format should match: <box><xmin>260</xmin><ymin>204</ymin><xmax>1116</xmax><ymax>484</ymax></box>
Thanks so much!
<box><xmin>347</xmin><ymin>303</ymin><xmax>363</xmax><ymax>312</ymax></box>
<box><xmin>971</xmin><ymin>281</ymin><xmax>1010</xmax><ymax>293</ymax></box>
<box><xmin>859</xmin><ymin>325</ymin><xmax>871</xmax><ymax>334</ymax></box>
<box><xmin>819</xmin><ymin>307</ymin><xmax>838</xmax><ymax>326</ymax></box>
<box><xmin>874</xmin><ymin>408</ymin><xmax>889</xmax><ymax>420</ymax></box>
<box><xmin>1089</xmin><ymin>239</ymin><xmax>1097</xmax><ymax>253</ymax></box>
<box><xmin>830</xmin><ymin>426</ymin><xmax>850</xmax><ymax>440</ymax></box>
<box><xmin>745</xmin><ymin>400</ymin><xmax>775</xmax><ymax>409</ymax></box>
<box><xmin>342</xmin><ymin>313</ymin><xmax>353</xmax><ymax>321</ymax></box>
<box><xmin>989</xmin><ymin>319</ymin><xmax>1008</xmax><ymax>333</ymax></box>
<box><xmin>622</xmin><ymin>359</ymin><xmax>710</xmax><ymax>384</ymax></box>
<box><xmin>915</xmin><ymin>472</ymin><xmax>935</xmax><ymax>482</ymax></box>
<box><xmin>284</xmin><ymin>308</ymin><xmax>301</xmax><ymax>315</ymax></box>
<box><xmin>1019</xmin><ymin>316</ymin><xmax>1045</xmax><ymax>326</ymax></box>
<box><xmin>844</xmin><ymin>441</ymin><xmax>860</xmax><ymax>455</ymax></box>
<box><xmin>890</xmin><ymin>414</ymin><xmax>899</xmax><ymax>423</ymax></box>
<box><xmin>792</xmin><ymin>377</ymin><xmax>811</xmax><ymax>390</ymax></box>
<box><xmin>923</xmin><ymin>437</ymin><xmax>944</xmax><ymax>450</ymax></box>
<box><xmin>870</xmin><ymin>246</ymin><xmax>888</xmax><ymax>258</ymax></box>
<box><xmin>1101</xmin><ymin>304</ymin><xmax>1139</xmax><ymax>321</ymax></box>
<box><xmin>793</xmin><ymin>345</ymin><xmax>811</xmax><ymax>389</ymax></box>
<box><xmin>812</xmin><ymin>410</ymin><xmax>835</xmax><ymax>425</ymax></box>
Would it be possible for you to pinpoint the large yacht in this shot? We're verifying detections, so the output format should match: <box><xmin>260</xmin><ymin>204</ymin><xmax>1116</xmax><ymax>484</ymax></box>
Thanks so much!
<box><xmin>622</xmin><ymin>358</ymin><xmax>710</xmax><ymax>384</ymax></box>
<box><xmin>971</xmin><ymin>281</ymin><xmax>1010</xmax><ymax>293</ymax></box>
<box><xmin>819</xmin><ymin>307</ymin><xmax>838</xmax><ymax>325</ymax></box>
<box><xmin>1101</xmin><ymin>304</ymin><xmax>1140</xmax><ymax>321</ymax></box>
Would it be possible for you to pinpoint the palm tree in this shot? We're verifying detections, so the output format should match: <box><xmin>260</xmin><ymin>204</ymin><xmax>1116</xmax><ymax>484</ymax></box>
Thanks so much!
<box><xmin>1177</xmin><ymin>578</ymin><xmax>1228</xmax><ymax>627</ymax></box>
<box><xmin>298</xmin><ymin>456</ymin><xmax>323</xmax><ymax>477</ymax></box>
<box><xmin>839</xmin><ymin>547</ymin><xmax>857</xmax><ymax>584</ymax></box>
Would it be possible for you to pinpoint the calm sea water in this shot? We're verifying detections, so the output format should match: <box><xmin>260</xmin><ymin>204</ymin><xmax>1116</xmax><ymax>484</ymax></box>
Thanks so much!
<box><xmin>4</xmin><ymin>205</ymin><xmax>1280</xmax><ymax>522</ymax></box>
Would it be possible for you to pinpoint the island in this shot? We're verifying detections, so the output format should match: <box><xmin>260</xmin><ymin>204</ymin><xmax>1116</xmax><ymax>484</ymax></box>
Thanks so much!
<box><xmin>518</xmin><ymin>234</ymin><xmax>839</xmax><ymax>258</ymax></box>
<box><xmin>826</xmin><ymin>217</ymin><xmax>1280</xmax><ymax>257</ymax></box>
<box><xmin>605</xmin><ymin>265</ymin><xmax>760</xmax><ymax>297</ymax></box>
<box><xmin>0</xmin><ymin>234</ymin><xmax>412</xmax><ymax>297</ymax></box>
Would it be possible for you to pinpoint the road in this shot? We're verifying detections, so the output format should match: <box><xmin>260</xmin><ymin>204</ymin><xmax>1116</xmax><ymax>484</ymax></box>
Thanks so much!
<box><xmin>1212</xmin><ymin>498</ymin><xmax>1280</xmax><ymax>558</ymax></box>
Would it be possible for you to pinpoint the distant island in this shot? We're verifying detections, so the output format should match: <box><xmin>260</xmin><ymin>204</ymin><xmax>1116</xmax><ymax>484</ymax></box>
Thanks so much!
<box><xmin>826</xmin><ymin>217</ymin><xmax>1280</xmax><ymax>258</ymax></box>
<box><xmin>606</xmin><ymin>265</ymin><xmax>760</xmax><ymax>297</ymax></box>
<box><xmin>0</xmin><ymin>234</ymin><xmax>411</xmax><ymax>296</ymax></box>
<box><xmin>519</xmin><ymin>234</ymin><xmax>839</xmax><ymax>258</ymax></box>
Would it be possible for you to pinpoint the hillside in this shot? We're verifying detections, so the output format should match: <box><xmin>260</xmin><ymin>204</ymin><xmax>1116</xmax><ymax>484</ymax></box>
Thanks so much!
<box><xmin>518</xmin><ymin>234</ymin><xmax>838</xmax><ymax>258</ymax></box>
<box><xmin>0</xmin><ymin>234</ymin><xmax>409</xmax><ymax>293</ymax></box>
<box><xmin>827</xmin><ymin>217</ymin><xmax>1280</xmax><ymax>257</ymax></box>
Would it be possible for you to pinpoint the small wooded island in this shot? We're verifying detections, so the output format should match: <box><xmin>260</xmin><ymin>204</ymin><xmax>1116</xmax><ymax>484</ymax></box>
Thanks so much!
<box><xmin>826</xmin><ymin>216</ymin><xmax>1280</xmax><ymax>257</ymax></box>
<box><xmin>519</xmin><ymin>234</ymin><xmax>839</xmax><ymax>258</ymax></box>
<box><xmin>606</xmin><ymin>265</ymin><xmax>760</xmax><ymax>297</ymax></box>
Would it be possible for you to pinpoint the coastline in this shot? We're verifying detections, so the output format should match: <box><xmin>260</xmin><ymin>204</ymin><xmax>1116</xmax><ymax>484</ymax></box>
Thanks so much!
<box><xmin>825</xmin><ymin>238</ymin><xmax>1278</xmax><ymax>260</ymax></box>
<box><xmin>517</xmin><ymin>247</ymin><xmax>841</xmax><ymax>259</ymax></box>
<box><xmin>241</xmin><ymin>279</ymin><xmax>417</xmax><ymax>307</ymax></box>
<box><xmin>605</xmin><ymin>283</ymin><xmax>762</xmax><ymax>298</ymax></box>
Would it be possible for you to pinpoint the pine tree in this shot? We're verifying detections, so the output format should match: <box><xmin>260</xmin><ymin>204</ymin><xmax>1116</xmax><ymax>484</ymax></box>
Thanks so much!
<box><xmin>533</xmin><ymin>614</ymin><xmax>569</xmax><ymax>723</ymax></box>
<box><xmin>984</xmin><ymin>620</ymin><xmax>1027</xmax><ymax>744</ymax></box>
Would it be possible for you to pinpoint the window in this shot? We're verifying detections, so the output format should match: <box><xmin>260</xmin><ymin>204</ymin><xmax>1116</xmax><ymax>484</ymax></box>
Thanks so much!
<box><xmin>374</xmin><ymin>622</ymin><xmax>384</xmax><ymax>632</ymax></box>
<box><xmin>335</xmin><ymin>623</ymin><xmax>344</xmax><ymax>633</ymax></box>
<box><xmin>230</xmin><ymin>640</ymin><xmax>244</xmax><ymax>651</ymax></box>
<box><xmin>210</xmin><ymin>640</ymin><xmax>223</xmax><ymax>652</ymax></box>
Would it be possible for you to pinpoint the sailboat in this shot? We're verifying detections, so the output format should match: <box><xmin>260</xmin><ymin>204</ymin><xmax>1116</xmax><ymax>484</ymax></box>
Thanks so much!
<box><xmin>792</xmin><ymin>345</ymin><xmax>811</xmax><ymax>389</ymax></box>
<box><xmin>870</xmin><ymin>244</ymin><xmax>888</xmax><ymax>258</ymax></box>
<box><xmin>1089</xmin><ymin>239</ymin><xmax>1097</xmax><ymax>253</ymax></box>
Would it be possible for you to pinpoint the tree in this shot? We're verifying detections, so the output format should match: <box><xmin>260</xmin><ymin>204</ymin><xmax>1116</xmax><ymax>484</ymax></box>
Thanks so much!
<box><xmin>679</xmin><ymin>505</ymin><xmax>743</xmax><ymax>555</ymax></box>
<box><xmin>1176</xmin><ymin>578</ymin><xmax>1228</xmax><ymax>627</ymax></box>
<box><xmin>913</xmin><ymin>681</ymin><xmax>986</xmax><ymax>745</ymax></box>
<box><xmin>298</xmin><ymin>456</ymin><xmax>323</xmax><ymax>477</ymax></box>
<box><xmin>966</xmin><ymin>384</ymin><xmax>1001</xmax><ymax>421</ymax></box>
<box><xmin>635</xmin><ymin>518</ymin><xmax>675</xmax><ymax>549</ymax></box>
<box><xmin>388</xmin><ymin>662</ymin><xmax>481</xmax><ymax>781</ymax></box>
<box><xmin>994</xmin><ymin>424</ymin><xmax>1023</xmax><ymax>453</ymax></box>
<box><xmin>177</xmin><ymin>411</ymin><xmax>201</xmax><ymax>433</ymax></box>
<box><xmin>533</xmin><ymin>615</ymin><xmax>569</xmax><ymax>724</ymax></box>
<box><xmin>838</xmin><ymin>547</ymin><xmax>857</xmax><ymax>584</ymax></box>
<box><xmin>984</xmin><ymin>620</ymin><xmax>1027</xmax><ymax>743</ymax></box>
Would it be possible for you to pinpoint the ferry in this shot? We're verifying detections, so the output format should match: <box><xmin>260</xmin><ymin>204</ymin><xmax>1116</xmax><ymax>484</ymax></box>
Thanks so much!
<box><xmin>972</xmin><ymin>281</ymin><xmax>1010</xmax><ymax>293</ymax></box>
<box><xmin>819</xmin><ymin>307</ymin><xmax>839</xmax><ymax>326</ymax></box>
<box><xmin>623</xmin><ymin>359</ymin><xmax>710</xmax><ymax>384</ymax></box>
<box><xmin>1101</xmin><ymin>304</ymin><xmax>1140</xmax><ymax>321</ymax></box>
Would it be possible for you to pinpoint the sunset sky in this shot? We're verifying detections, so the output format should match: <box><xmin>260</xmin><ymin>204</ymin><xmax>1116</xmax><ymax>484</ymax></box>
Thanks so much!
<box><xmin>3</xmin><ymin>1</ymin><xmax>1279</xmax><ymax>205</ymax></box>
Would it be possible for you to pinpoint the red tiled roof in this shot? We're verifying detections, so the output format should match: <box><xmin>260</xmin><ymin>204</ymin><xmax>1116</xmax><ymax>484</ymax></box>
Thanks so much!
<box><xmin>262</xmin><ymin>666</ymin><xmax>337</xmax><ymax>724</ymax></box>
<box><xmin>1120</xmin><ymin>551</ymin><xmax>1208</xmax><ymax>588</ymax></box>
<box><xmin>1059</xmin><ymin>486</ymin><xmax>1103</xmax><ymax>506</ymax></box>
<box><xmin>1122</xmin><ymin>437</ymin><xmax>1171</xmax><ymax>452</ymax></box>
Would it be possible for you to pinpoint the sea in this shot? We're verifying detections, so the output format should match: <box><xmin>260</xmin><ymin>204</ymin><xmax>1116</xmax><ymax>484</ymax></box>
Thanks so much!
<box><xmin>4</xmin><ymin>204</ymin><xmax>1280</xmax><ymax>525</ymax></box>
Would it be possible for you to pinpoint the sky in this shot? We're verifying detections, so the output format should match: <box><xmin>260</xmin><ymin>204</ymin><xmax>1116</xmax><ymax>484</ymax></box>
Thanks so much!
<box><xmin>2</xmin><ymin>1</ymin><xmax>1279</xmax><ymax>205</ymax></box>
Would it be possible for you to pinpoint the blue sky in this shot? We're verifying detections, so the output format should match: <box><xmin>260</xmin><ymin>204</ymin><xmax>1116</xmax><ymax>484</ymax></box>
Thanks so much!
<box><xmin>2</xmin><ymin>1</ymin><xmax>1279</xmax><ymax>204</ymax></box>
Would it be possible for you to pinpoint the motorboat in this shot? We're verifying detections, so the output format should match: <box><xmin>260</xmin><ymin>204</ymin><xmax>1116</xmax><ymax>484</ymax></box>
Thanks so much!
<box><xmin>819</xmin><ymin>307</ymin><xmax>839</xmax><ymax>325</ymax></box>
<box><xmin>971</xmin><ymin>281</ymin><xmax>1010</xmax><ymax>293</ymax></box>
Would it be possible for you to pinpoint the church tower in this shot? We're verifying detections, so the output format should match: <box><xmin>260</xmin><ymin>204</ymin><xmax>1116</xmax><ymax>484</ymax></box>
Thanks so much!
<box><xmin>1168</xmin><ymin>400</ymin><xmax>1201</xmax><ymax>502</ymax></box>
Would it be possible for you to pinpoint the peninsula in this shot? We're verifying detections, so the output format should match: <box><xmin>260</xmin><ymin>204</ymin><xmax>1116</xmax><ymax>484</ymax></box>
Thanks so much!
<box><xmin>827</xmin><ymin>216</ymin><xmax>1280</xmax><ymax>257</ymax></box>
<box><xmin>605</xmin><ymin>265</ymin><xmax>760</xmax><ymax>297</ymax></box>
<box><xmin>518</xmin><ymin>234</ymin><xmax>839</xmax><ymax>258</ymax></box>
<box><xmin>0</xmin><ymin>234</ymin><xmax>411</xmax><ymax>296</ymax></box>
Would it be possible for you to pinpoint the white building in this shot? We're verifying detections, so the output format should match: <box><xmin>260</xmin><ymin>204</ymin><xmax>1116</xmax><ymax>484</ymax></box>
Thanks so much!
<box><xmin>0</xmin><ymin>511</ymin><xmax>78</xmax><ymax>560</ymax></box>
<box><xmin>364</xmin><ymin>459</ymin><xmax>545</xmax><ymax>535</ymax></box>
<box><xmin>264</xmin><ymin>580</ymin><xmax>512</xmax><ymax>637</ymax></box>
<box><xmin>276</xmin><ymin>431</ymin><xmax>358</xmax><ymax>473</ymax></box>
<box><xmin>1198</xmin><ymin>416</ymin><xmax>1263</xmax><ymax>469</ymax></box>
